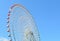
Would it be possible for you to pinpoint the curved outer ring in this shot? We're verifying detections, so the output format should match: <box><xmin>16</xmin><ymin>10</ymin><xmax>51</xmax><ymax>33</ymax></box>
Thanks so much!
<box><xmin>8</xmin><ymin>4</ymin><xmax>30</xmax><ymax>16</ymax></box>
<box><xmin>8</xmin><ymin>4</ymin><xmax>40</xmax><ymax>41</ymax></box>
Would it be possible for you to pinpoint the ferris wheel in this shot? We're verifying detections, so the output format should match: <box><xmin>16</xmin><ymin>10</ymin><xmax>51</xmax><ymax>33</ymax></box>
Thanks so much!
<box><xmin>7</xmin><ymin>4</ymin><xmax>40</xmax><ymax>41</ymax></box>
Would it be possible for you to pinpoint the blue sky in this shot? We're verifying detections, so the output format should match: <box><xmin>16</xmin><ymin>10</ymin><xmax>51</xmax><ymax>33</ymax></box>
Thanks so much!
<box><xmin>0</xmin><ymin>0</ymin><xmax>60</xmax><ymax>41</ymax></box>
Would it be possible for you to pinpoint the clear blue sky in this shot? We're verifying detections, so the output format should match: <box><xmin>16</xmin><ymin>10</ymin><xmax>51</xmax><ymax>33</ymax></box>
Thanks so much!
<box><xmin>0</xmin><ymin>0</ymin><xmax>60</xmax><ymax>41</ymax></box>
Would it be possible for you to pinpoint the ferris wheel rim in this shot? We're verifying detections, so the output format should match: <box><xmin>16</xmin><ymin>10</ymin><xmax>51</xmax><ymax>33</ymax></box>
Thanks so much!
<box><xmin>8</xmin><ymin>4</ymin><xmax>31</xmax><ymax>16</ymax></box>
<box><xmin>7</xmin><ymin>4</ymin><xmax>40</xmax><ymax>41</ymax></box>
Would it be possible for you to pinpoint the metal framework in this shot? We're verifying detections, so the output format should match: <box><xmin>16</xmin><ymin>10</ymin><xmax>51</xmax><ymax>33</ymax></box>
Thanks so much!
<box><xmin>7</xmin><ymin>4</ymin><xmax>40</xmax><ymax>41</ymax></box>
